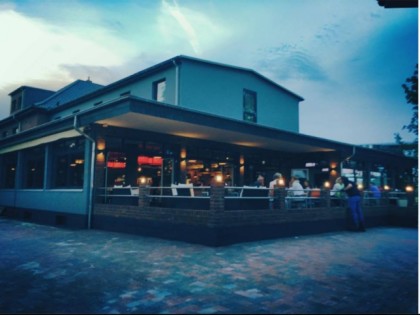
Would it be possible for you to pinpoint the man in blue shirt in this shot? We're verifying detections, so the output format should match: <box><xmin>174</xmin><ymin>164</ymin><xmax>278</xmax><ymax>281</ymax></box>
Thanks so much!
<box><xmin>341</xmin><ymin>176</ymin><xmax>366</xmax><ymax>232</ymax></box>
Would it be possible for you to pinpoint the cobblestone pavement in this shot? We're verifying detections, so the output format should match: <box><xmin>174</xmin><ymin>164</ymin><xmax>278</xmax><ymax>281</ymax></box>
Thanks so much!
<box><xmin>0</xmin><ymin>218</ymin><xmax>417</xmax><ymax>314</ymax></box>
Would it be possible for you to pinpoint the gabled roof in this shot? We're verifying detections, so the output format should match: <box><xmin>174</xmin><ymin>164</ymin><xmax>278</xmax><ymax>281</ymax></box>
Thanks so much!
<box><xmin>96</xmin><ymin>55</ymin><xmax>304</xmax><ymax>102</ymax></box>
<box><xmin>34</xmin><ymin>55</ymin><xmax>303</xmax><ymax>113</ymax></box>
<box><xmin>35</xmin><ymin>79</ymin><xmax>104</xmax><ymax>109</ymax></box>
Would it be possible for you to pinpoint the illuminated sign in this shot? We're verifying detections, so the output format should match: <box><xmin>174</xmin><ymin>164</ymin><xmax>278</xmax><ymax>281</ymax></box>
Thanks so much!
<box><xmin>107</xmin><ymin>161</ymin><xmax>126</xmax><ymax>169</ymax></box>
<box><xmin>137</xmin><ymin>156</ymin><xmax>162</xmax><ymax>166</ymax></box>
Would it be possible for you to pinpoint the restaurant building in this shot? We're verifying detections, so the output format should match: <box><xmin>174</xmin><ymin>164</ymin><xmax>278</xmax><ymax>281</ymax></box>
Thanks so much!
<box><xmin>0</xmin><ymin>55</ymin><xmax>416</xmax><ymax>245</ymax></box>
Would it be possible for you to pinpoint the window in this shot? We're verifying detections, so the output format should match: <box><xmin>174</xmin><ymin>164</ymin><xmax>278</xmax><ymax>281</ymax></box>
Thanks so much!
<box><xmin>153</xmin><ymin>79</ymin><xmax>166</xmax><ymax>102</ymax></box>
<box><xmin>11</xmin><ymin>100</ymin><xmax>17</xmax><ymax>113</ymax></box>
<box><xmin>10</xmin><ymin>96</ymin><xmax>22</xmax><ymax>113</ymax></box>
<box><xmin>1</xmin><ymin>152</ymin><xmax>17</xmax><ymax>188</ymax></box>
<box><xmin>52</xmin><ymin>138</ymin><xmax>85</xmax><ymax>188</ymax></box>
<box><xmin>243</xmin><ymin>89</ymin><xmax>257</xmax><ymax>123</ymax></box>
<box><xmin>23</xmin><ymin>146</ymin><xmax>45</xmax><ymax>189</ymax></box>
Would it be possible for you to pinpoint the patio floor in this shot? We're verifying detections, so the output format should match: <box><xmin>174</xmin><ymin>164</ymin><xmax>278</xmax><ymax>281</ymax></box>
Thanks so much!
<box><xmin>0</xmin><ymin>218</ymin><xmax>417</xmax><ymax>314</ymax></box>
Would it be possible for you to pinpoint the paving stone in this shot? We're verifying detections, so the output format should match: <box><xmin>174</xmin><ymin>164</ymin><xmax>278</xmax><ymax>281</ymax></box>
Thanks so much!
<box><xmin>0</xmin><ymin>218</ymin><xmax>417</xmax><ymax>314</ymax></box>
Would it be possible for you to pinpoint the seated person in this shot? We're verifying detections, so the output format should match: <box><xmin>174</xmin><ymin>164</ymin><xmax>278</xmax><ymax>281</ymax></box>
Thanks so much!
<box><xmin>331</xmin><ymin>177</ymin><xmax>345</xmax><ymax>206</ymax></box>
<box><xmin>369</xmin><ymin>182</ymin><xmax>381</xmax><ymax>199</ymax></box>
<box><xmin>331</xmin><ymin>177</ymin><xmax>344</xmax><ymax>198</ymax></box>
<box><xmin>288</xmin><ymin>176</ymin><xmax>305</xmax><ymax>196</ymax></box>
<box><xmin>302</xmin><ymin>179</ymin><xmax>311</xmax><ymax>194</ymax></box>
<box><xmin>253</xmin><ymin>174</ymin><xmax>265</xmax><ymax>187</ymax></box>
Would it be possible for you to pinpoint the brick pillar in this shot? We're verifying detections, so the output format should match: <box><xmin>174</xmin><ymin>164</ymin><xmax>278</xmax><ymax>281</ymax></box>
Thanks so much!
<box><xmin>208</xmin><ymin>182</ymin><xmax>225</xmax><ymax>227</ymax></box>
<box><xmin>407</xmin><ymin>190</ymin><xmax>416</xmax><ymax>207</ymax></box>
<box><xmin>383</xmin><ymin>190</ymin><xmax>390</xmax><ymax>206</ymax></box>
<box><xmin>138</xmin><ymin>184</ymin><xmax>148</xmax><ymax>208</ymax></box>
<box><xmin>273</xmin><ymin>185</ymin><xmax>286</xmax><ymax>210</ymax></box>
<box><xmin>324</xmin><ymin>188</ymin><xmax>331</xmax><ymax>208</ymax></box>
<box><xmin>274</xmin><ymin>186</ymin><xmax>286</xmax><ymax>210</ymax></box>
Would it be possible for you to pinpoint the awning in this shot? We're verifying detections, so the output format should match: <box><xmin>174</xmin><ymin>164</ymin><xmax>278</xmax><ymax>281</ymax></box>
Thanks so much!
<box><xmin>0</xmin><ymin>129</ymin><xmax>80</xmax><ymax>154</ymax></box>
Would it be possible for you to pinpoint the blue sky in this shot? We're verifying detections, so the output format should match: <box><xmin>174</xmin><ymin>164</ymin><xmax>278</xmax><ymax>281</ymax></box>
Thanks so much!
<box><xmin>0</xmin><ymin>0</ymin><xmax>417</xmax><ymax>145</ymax></box>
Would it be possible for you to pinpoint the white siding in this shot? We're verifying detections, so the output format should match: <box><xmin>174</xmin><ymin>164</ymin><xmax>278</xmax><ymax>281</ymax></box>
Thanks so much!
<box><xmin>178</xmin><ymin>60</ymin><xmax>300</xmax><ymax>132</ymax></box>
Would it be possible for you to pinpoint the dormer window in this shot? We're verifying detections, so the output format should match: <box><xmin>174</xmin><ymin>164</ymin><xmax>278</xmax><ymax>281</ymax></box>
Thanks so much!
<box><xmin>10</xmin><ymin>96</ymin><xmax>22</xmax><ymax>113</ymax></box>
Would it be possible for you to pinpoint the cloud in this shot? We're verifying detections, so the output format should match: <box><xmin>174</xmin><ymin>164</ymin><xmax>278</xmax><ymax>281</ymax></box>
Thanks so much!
<box><xmin>158</xmin><ymin>0</ymin><xmax>230</xmax><ymax>56</ymax></box>
<box><xmin>161</xmin><ymin>0</ymin><xmax>201</xmax><ymax>54</ymax></box>
<box><xmin>0</xmin><ymin>6</ymin><xmax>128</xmax><ymax>90</ymax></box>
<box><xmin>257</xmin><ymin>45</ymin><xmax>328</xmax><ymax>81</ymax></box>
<box><xmin>0</xmin><ymin>0</ymin><xmax>416</xmax><ymax>145</ymax></box>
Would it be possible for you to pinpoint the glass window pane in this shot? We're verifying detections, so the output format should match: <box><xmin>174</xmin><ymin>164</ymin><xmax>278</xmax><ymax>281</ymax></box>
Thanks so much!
<box><xmin>52</xmin><ymin>138</ymin><xmax>85</xmax><ymax>188</ymax></box>
<box><xmin>153</xmin><ymin>79</ymin><xmax>166</xmax><ymax>102</ymax></box>
<box><xmin>23</xmin><ymin>146</ymin><xmax>45</xmax><ymax>188</ymax></box>
<box><xmin>1</xmin><ymin>152</ymin><xmax>17</xmax><ymax>188</ymax></box>
<box><xmin>243</xmin><ymin>89</ymin><xmax>257</xmax><ymax>123</ymax></box>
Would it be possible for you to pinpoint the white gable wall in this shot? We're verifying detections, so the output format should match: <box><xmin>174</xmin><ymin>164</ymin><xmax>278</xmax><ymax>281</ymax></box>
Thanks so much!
<box><xmin>178</xmin><ymin>60</ymin><xmax>300</xmax><ymax>133</ymax></box>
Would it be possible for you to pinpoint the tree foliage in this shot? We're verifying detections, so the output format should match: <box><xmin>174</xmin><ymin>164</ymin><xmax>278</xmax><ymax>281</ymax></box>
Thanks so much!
<box><xmin>394</xmin><ymin>64</ymin><xmax>418</xmax><ymax>158</ymax></box>
<box><xmin>402</xmin><ymin>64</ymin><xmax>418</xmax><ymax>137</ymax></box>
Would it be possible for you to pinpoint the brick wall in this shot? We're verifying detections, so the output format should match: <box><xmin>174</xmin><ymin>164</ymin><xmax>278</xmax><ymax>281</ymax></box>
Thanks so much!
<box><xmin>93</xmin><ymin>203</ymin><xmax>394</xmax><ymax>228</ymax></box>
<box><xmin>94</xmin><ymin>203</ymin><xmax>213</xmax><ymax>226</ymax></box>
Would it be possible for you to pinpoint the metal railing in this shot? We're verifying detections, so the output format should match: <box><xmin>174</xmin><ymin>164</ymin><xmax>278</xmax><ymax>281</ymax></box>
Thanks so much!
<box><xmin>95</xmin><ymin>186</ymin><xmax>413</xmax><ymax>210</ymax></box>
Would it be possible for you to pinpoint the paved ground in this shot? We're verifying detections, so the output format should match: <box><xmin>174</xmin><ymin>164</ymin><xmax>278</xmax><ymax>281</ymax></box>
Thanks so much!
<box><xmin>0</xmin><ymin>218</ymin><xmax>417</xmax><ymax>314</ymax></box>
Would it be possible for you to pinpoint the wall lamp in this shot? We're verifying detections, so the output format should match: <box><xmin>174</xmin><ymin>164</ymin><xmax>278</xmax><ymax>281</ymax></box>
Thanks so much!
<box><xmin>405</xmin><ymin>185</ymin><xmax>414</xmax><ymax>193</ymax></box>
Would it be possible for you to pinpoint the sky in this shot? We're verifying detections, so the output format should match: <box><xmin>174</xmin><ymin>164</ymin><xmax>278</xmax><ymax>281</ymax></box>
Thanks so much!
<box><xmin>0</xmin><ymin>0</ymin><xmax>417</xmax><ymax>145</ymax></box>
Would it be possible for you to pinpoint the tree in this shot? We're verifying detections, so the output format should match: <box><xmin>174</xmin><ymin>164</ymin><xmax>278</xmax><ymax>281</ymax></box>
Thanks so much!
<box><xmin>394</xmin><ymin>64</ymin><xmax>418</xmax><ymax>157</ymax></box>
<box><xmin>402</xmin><ymin>64</ymin><xmax>418</xmax><ymax>138</ymax></box>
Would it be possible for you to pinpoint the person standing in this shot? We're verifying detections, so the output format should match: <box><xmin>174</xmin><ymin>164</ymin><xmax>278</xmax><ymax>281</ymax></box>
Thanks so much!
<box><xmin>341</xmin><ymin>176</ymin><xmax>366</xmax><ymax>232</ymax></box>
<box><xmin>268</xmin><ymin>173</ymin><xmax>282</xmax><ymax>209</ymax></box>
<box><xmin>269</xmin><ymin>173</ymin><xmax>283</xmax><ymax>197</ymax></box>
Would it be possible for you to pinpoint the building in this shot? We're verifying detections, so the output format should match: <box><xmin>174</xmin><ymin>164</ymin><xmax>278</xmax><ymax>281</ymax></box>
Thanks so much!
<box><xmin>0</xmin><ymin>55</ymin><xmax>416</xmax><ymax>244</ymax></box>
